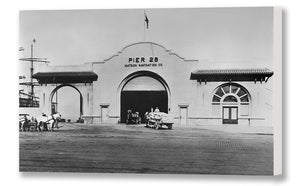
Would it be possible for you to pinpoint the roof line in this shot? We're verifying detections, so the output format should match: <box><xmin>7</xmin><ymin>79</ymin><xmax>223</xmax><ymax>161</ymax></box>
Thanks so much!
<box><xmin>191</xmin><ymin>68</ymin><xmax>273</xmax><ymax>74</ymax></box>
<box><xmin>102</xmin><ymin>41</ymin><xmax>198</xmax><ymax>62</ymax></box>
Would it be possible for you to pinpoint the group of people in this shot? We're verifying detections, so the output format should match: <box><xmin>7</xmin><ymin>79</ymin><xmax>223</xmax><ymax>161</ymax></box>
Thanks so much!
<box><xmin>126</xmin><ymin>110</ymin><xmax>141</xmax><ymax>124</ymax></box>
<box><xmin>126</xmin><ymin>107</ymin><xmax>160</xmax><ymax>125</ymax></box>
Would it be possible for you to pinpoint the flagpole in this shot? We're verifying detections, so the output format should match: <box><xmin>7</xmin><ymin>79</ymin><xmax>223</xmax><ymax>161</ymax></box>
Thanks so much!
<box><xmin>144</xmin><ymin>10</ymin><xmax>146</xmax><ymax>41</ymax></box>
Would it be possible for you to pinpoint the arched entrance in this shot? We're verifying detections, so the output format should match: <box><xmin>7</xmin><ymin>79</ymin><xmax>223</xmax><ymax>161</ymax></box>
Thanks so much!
<box><xmin>212</xmin><ymin>83</ymin><xmax>251</xmax><ymax>124</ymax></box>
<box><xmin>119</xmin><ymin>71</ymin><xmax>170</xmax><ymax>123</ymax></box>
<box><xmin>49</xmin><ymin>84</ymin><xmax>83</xmax><ymax>120</ymax></box>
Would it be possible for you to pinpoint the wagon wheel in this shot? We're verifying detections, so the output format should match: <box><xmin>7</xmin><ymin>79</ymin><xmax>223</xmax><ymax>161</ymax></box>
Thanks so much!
<box><xmin>43</xmin><ymin>122</ymin><xmax>48</xmax><ymax>131</ymax></box>
<box><xmin>155</xmin><ymin>122</ymin><xmax>159</xmax><ymax>130</ymax></box>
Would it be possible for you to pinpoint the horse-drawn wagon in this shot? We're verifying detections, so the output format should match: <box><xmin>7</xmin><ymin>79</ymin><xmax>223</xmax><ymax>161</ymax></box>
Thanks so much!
<box><xmin>19</xmin><ymin>113</ymin><xmax>61</xmax><ymax>132</ymax></box>
<box><xmin>126</xmin><ymin>110</ymin><xmax>141</xmax><ymax>124</ymax></box>
<box><xmin>19</xmin><ymin>114</ymin><xmax>37</xmax><ymax>131</ymax></box>
<box><xmin>36</xmin><ymin>113</ymin><xmax>61</xmax><ymax>132</ymax></box>
<box><xmin>145</xmin><ymin>112</ymin><xmax>174</xmax><ymax>130</ymax></box>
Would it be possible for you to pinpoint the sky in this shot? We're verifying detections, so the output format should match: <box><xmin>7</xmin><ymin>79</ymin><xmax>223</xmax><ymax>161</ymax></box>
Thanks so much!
<box><xmin>19</xmin><ymin>7</ymin><xmax>273</xmax><ymax>72</ymax></box>
<box><xmin>18</xmin><ymin>7</ymin><xmax>274</xmax><ymax>119</ymax></box>
<box><xmin>56</xmin><ymin>86</ymin><xmax>80</xmax><ymax>121</ymax></box>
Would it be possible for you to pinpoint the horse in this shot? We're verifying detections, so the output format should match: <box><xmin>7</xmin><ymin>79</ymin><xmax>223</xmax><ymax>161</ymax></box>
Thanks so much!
<box><xmin>36</xmin><ymin>113</ymin><xmax>61</xmax><ymax>132</ymax></box>
<box><xmin>19</xmin><ymin>114</ymin><xmax>30</xmax><ymax>132</ymax></box>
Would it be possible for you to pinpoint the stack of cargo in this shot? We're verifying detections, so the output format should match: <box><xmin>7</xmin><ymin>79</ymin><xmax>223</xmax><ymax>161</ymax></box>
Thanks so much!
<box><xmin>145</xmin><ymin>112</ymin><xmax>174</xmax><ymax>130</ymax></box>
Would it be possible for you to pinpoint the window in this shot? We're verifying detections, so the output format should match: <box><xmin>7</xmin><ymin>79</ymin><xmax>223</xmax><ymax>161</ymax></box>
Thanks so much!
<box><xmin>212</xmin><ymin>84</ymin><xmax>250</xmax><ymax>104</ymax></box>
<box><xmin>222</xmin><ymin>86</ymin><xmax>230</xmax><ymax>94</ymax></box>
<box><xmin>240</xmin><ymin>95</ymin><xmax>249</xmax><ymax>102</ymax></box>
<box><xmin>237</xmin><ymin>88</ymin><xmax>246</xmax><ymax>97</ymax></box>
<box><xmin>212</xmin><ymin>95</ymin><xmax>221</xmax><ymax>102</ymax></box>
<box><xmin>215</xmin><ymin>88</ymin><xmax>224</xmax><ymax>97</ymax></box>
<box><xmin>231</xmin><ymin>85</ymin><xmax>239</xmax><ymax>94</ymax></box>
<box><xmin>223</xmin><ymin>95</ymin><xmax>238</xmax><ymax>102</ymax></box>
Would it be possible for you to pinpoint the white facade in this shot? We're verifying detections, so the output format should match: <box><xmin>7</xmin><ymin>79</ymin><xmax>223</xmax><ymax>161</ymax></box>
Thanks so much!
<box><xmin>34</xmin><ymin>42</ymin><xmax>273</xmax><ymax>126</ymax></box>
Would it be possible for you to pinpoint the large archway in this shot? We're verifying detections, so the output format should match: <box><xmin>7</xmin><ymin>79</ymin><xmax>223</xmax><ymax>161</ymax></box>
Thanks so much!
<box><xmin>49</xmin><ymin>84</ymin><xmax>83</xmax><ymax>120</ymax></box>
<box><xmin>119</xmin><ymin>71</ymin><xmax>170</xmax><ymax>123</ymax></box>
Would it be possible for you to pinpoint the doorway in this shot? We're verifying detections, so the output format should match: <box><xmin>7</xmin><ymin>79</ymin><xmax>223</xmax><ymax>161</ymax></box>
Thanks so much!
<box><xmin>222</xmin><ymin>106</ymin><xmax>238</xmax><ymax>124</ymax></box>
<box><xmin>120</xmin><ymin>75</ymin><xmax>168</xmax><ymax>123</ymax></box>
<box><xmin>100</xmin><ymin>105</ymin><xmax>109</xmax><ymax>123</ymax></box>
<box><xmin>179</xmin><ymin>106</ymin><xmax>188</xmax><ymax>126</ymax></box>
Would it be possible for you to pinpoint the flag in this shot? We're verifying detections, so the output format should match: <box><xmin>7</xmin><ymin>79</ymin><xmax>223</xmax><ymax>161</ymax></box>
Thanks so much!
<box><xmin>19</xmin><ymin>47</ymin><xmax>24</xmax><ymax>51</ymax></box>
<box><xmin>144</xmin><ymin>13</ymin><xmax>149</xmax><ymax>29</ymax></box>
<box><xmin>33</xmin><ymin>38</ymin><xmax>36</xmax><ymax>43</ymax></box>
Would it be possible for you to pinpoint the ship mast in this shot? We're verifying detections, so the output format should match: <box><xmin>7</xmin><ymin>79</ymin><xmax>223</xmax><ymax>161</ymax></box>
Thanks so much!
<box><xmin>19</xmin><ymin>39</ymin><xmax>50</xmax><ymax>107</ymax></box>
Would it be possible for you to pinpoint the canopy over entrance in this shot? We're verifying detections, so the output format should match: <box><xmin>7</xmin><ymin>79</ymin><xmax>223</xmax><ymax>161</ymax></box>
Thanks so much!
<box><xmin>33</xmin><ymin>71</ymin><xmax>98</xmax><ymax>84</ymax></box>
<box><xmin>190</xmin><ymin>68</ymin><xmax>273</xmax><ymax>82</ymax></box>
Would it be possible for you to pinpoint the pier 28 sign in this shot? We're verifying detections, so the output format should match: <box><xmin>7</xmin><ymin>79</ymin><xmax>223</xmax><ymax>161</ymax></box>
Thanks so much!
<box><xmin>124</xmin><ymin>57</ymin><xmax>163</xmax><ymax>68</ymax></box>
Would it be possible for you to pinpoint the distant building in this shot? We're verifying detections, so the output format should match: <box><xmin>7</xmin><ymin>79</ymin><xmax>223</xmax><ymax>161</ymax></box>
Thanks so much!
<box><xmin>32</xmin><ymin>42</ymin><xmax>273</xmax><ymax>126</ymax></box>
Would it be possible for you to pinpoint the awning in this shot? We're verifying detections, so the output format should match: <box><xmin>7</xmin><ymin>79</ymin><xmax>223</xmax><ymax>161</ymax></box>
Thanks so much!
<box><xmin>190</xmin><ymin>68</ymin><xmax>274</xmax><ymax>82</ymax></box>
<box><xmin>32</xmin><ymin>71</ymin><xmax>98</xmax><ymax>84</ymax></box>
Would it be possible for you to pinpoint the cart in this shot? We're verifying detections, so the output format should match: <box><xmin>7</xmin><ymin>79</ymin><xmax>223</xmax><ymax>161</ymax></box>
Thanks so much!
<box><xmin>145</xmin><ymin>112</ymin><xmax>174</xmax><ymax>130</ymax></box>
<box><xmin>19</xmin><ymin>114</ymin><xmax>37</xmax><ymax>131</ymax></box>
<box><xmin>126</xmin><ymin>110</ymin><xmax>141</xmax><ymax>124</ymax></box>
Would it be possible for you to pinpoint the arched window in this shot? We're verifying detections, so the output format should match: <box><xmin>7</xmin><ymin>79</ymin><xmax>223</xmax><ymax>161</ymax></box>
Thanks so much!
<box><xmin>212</xmin><ymin>84</ymin><xmax>250</xmax><ymax>105</ymax></box>
<box><xmin>223</xmin><ymin>95</ymin><xmax>238</xmax><ymax>102</ymax></box>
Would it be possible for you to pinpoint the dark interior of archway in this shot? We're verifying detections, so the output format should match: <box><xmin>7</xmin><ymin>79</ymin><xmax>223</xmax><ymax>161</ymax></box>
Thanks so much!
<box><xmin>121</xmin><ymin>91</ymin><xmax>168</xmax><ymax>123</ymax></box>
